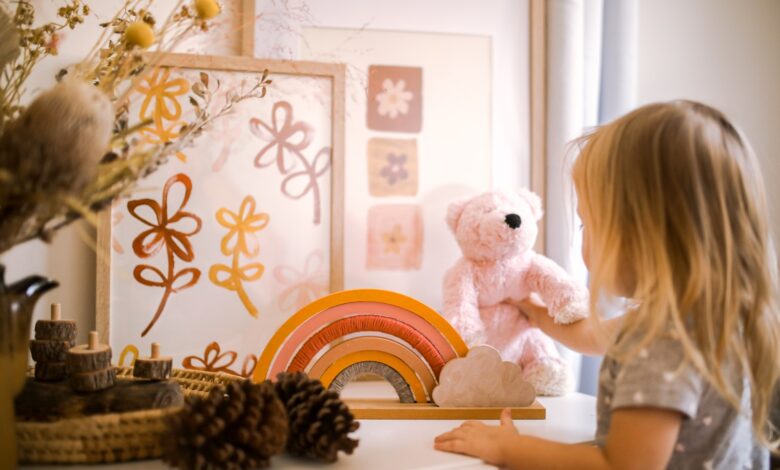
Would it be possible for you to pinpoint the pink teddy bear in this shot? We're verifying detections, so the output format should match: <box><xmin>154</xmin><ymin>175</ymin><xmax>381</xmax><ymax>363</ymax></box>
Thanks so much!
<box><xmin>442</xmin><ymin>189</ymin><xmax>588</xmax><ymax>396</ymax></box>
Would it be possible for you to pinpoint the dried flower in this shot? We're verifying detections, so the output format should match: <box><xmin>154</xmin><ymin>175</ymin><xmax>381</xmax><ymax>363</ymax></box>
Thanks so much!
<box><xmin>124</xmin><ymin>21</ymin><xmax>155</xmax><ymax>49</ymax></box>
<box><xmin>194</xmin><ymin>0</ymin><xmax>221</xmax><ymax>20</ymax></box>
<box><xmin>0</xmin><ymin>0</ymin><xmax>271</xmax><ymax>254</ymax></box>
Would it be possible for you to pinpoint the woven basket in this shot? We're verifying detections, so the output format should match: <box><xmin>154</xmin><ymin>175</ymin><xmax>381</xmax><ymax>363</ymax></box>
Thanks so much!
<box><xmin>16</xmin><ymin>367</ymin><xmax>244</xmax><ymax>464</ymax></box>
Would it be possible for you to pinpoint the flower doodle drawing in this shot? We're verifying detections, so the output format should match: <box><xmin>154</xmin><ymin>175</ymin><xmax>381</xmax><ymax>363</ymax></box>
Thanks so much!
<box><xmin>183</xmin><ymin>341</ymin><xmax>258</xmax><ymax>378</ymax></box>
<box><xmin>248</xmin><ymin>100</ymin><xmax>331</xmax><ymax>225</ymax></box>
<box><xmin>135</xmin><ymin>68</ymin><xmax>190</xmax><ymax>162</ymax></box>
<box><xmin>128</xmin><ymin>173</ymin><xmax>202</xmax><ymax>336</ymax></box>
<box><xmin>209</xmin><ymin>195</ymin><xmax>268</xmax><ymax>318</ymax></box>
<box><xmin>275</xmin><ymin>249</ymin><xmax>329</xmax><ymax>312</ymax></box>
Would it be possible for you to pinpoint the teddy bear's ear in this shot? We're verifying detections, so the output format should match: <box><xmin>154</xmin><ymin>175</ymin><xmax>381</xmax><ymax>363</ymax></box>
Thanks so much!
<box><xmin>517</xmin><ymin>188</ymin><xmax>544</xmax><ymax>220</ymax></box>
<box><xmin>446</xmin><ymin>198</ymin><xmax>469</xmax><ymax>233</ymax></box>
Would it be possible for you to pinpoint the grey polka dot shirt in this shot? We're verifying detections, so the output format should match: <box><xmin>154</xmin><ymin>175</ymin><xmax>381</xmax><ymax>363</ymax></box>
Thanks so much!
<box><xmin>595</xmin><ymin>336</ymin><xmax>767</xmax><ymax>469</ymax></box>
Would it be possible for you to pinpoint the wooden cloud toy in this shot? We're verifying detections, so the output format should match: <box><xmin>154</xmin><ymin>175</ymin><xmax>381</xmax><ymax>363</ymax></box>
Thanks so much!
<box><xmin>254</xmin><ymin>289</ymin><xmax>545</xmax><ymax>420</ymax></box>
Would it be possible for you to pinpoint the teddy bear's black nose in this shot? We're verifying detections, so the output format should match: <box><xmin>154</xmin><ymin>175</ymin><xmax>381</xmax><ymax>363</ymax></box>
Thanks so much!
<box><xmin>504</xmin><ymin>213</ymin><xmax>522</xmax><ymax>229</ymax></box>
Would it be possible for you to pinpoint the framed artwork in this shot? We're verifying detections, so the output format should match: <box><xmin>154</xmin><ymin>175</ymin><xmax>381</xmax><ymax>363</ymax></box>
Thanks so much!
<box><xmin>297</xmin><ymin>27</ymin><xmax>492</xmax><ymax>311</ymax></box>
<box><xmin>96</xmin><ymin>53</ymin><xmax>345</xmax><ymax>377</ymax></box>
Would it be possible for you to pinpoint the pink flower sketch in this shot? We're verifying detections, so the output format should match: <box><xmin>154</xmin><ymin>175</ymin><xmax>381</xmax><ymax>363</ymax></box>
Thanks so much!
<box><xmin>248</xmin><ymin>101</ymin><xmax>331</xmax><ymax>225</ymax></box>
<box><xmin>274</xmin><ymin>250</ymin><xmax>329</xmax><ymax>312</ymax></box>
<box><xmin>210</xmin><ymin>114</ymin><xmax>242</xmax><ymax>172</ymax></box>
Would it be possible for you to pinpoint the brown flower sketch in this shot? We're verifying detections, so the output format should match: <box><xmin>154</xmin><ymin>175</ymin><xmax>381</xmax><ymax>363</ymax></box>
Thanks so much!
<box><xmin>248</xmin><ymin>100</ymin><xmax>331</xmax><ymax>225</ymax></box>
<box><xmin>182</xmin><ymin>341</ymin><xmax>258</xmax><ymax>378</ymax></box>
<box><xmin>128</xmin><ymin>173</ymin><xmax>202</xmax><ymax>336</ymax></box>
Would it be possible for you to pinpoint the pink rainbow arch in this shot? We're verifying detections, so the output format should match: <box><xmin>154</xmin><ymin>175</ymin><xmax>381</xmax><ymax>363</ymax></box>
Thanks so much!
<box><xmin>253</xmin><ymin>289</ymin><xmax>468</xmax><ymax>385</ymax></box>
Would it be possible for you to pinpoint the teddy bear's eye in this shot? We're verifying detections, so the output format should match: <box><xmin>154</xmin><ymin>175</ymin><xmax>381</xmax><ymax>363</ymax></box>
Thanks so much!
<box><xmin>504</xmin><ymin>213</ymin><xmax>522</xmax><ymax>229</ymax></box>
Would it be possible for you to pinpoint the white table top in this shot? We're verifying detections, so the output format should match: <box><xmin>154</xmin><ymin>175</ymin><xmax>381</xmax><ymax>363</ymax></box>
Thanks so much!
<box><xmin>24</xmin><ymin>381</ymin><xmax>596</xmax><ymax>470</ymax></box>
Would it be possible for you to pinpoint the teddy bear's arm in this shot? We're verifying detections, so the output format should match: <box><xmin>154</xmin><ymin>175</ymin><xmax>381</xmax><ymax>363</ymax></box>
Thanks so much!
<box><xmin>523</xmin><ymin>254</ymin><xmax>589</xmax><ymax>324</ymax></box>
<box><xmin>442</xmin><ymin>261</ymin><xmax>485</xmax><ymax>346</ymax></box>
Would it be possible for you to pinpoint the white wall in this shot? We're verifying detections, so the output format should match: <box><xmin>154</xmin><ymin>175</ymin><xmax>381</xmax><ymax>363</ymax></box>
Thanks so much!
<box><xmin>636</xmin><ymin>0</ymin><xmax>780</xmax><ymax>251</ymax></box>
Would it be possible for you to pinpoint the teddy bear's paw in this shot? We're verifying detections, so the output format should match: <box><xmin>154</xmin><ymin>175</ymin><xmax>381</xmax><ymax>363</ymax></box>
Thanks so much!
<box><xmin>450</xmin><ymin>318</ymin><xmax>485</xmax><ymax>346</ymax></box>
<box><xmin>523</xmin><ymin>357</ymin><xmax>574</xmax><ymax>397</ymax></box>
<box><xmin>552</xmin><ymin>298</ymin><xmax>589</xmax><ymax>325</ymax></box>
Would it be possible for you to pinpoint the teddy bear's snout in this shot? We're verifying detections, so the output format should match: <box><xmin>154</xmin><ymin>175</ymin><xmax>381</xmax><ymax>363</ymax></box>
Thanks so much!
<box><xmin>504</xmin><ymin>213</ymin><xmax>522</xmax><ymax>230</ymax></box>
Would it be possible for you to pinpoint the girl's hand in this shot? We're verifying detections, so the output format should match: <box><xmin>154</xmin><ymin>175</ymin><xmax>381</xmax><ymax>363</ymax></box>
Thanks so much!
<box><xmin>433</xmin><ymin>408</ymin><xmax>519</xmax><ymax>466</ymax></box>
<box><xmin>513</xmin><ymin>294</ymin><xmax>549</xmax><ymax>328</ymax></box>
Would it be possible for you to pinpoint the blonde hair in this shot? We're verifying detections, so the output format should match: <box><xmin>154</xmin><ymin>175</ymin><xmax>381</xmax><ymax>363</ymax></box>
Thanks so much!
<box><xmin>572</xmin><ymin>100</ymin><xmax>780</xmax><ymax>450</ymax></box>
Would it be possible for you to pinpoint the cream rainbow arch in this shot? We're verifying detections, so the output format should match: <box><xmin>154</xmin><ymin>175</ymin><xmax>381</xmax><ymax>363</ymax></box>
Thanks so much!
<box><xmin>253</xmin><ymin>289</ymin><xmax>469</xmax><ymax>403</ymax></box>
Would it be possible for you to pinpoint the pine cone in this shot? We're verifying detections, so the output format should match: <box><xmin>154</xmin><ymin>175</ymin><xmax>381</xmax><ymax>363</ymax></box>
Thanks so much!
<box><xmin>164</xmin><ymin>379</ymin><xmax>288</xmax><ymax>469</ymax></box>
<box><xmin>273</xmin><ymin>372</ymin><xmax>360</xmax><ymax>463</ymax></box>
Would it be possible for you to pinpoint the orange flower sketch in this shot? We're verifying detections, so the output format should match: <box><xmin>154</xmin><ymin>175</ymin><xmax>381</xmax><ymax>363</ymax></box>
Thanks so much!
<box><xmin>182</xmin><ymin>341</ymin><xmax>258</xmax><ymax>378</ymax></box>
<box><xmin>248</xmin><ymin>100</ymin><xmax>331</xmax><ymax>225</ymax></box>
<box><xmin>274</xmin><ymin>250</ymin><xmax>329</xmax><ymax>312</ymax></box>
<box><xmin>118</xmin><ymin>344</ymin><xmax>139</xmax><ymax>366</ymax></box>
<box><xmin>209</xmin><ymin>196</ymin><xmax>268</xmax><ymax>317</ymax></box>
<box><xmin>135</xmin><ymin>67</ymin><xmax>190</xmax><ymax>162</ymax></box>
<box><xmin>128</xmin><ymin>173</ymin><xmax>202</xmax><ymax>336</ymax></box>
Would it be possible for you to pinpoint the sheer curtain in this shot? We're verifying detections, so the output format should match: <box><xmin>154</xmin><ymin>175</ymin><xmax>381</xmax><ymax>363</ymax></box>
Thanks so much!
<box><xmin>544</xmin><ymin>0</ymin><xmax>638</xmax><ymax>394</ymax></box>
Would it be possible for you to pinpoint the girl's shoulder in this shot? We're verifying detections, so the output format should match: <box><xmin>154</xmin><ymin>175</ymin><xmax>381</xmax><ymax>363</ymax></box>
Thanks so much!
<box><xmin>601</xmin><ymin>332</ymin><xmax>703</xmax><ymax>417</ymax></box>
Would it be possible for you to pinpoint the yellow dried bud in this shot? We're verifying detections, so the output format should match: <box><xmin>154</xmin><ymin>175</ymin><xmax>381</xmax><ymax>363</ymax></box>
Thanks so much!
<box><xmin>125</xmin><ymin>21</ymin><xmax>154</xmax><ymax>49</ymax></box>
<box><xmin>194</xmin><ymin>0</ymin><xmax>220</xmax><ymax>20</ymax></box>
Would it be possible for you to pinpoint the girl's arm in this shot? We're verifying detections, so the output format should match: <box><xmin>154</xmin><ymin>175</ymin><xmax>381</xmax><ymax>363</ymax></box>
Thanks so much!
<box><xmin>435</xmin><ymin>407</ymin><xmax>682</xmax><ymax>470</ymax></box>
<box><xmin>515</xmin><ymin>297</ymin><xmax>622</xmax><ymax>356</ymax></box>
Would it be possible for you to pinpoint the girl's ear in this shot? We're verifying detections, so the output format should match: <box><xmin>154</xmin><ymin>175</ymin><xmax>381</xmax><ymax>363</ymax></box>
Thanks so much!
<box><xmin>446</xmin><ymin>198</ymin><xmax>469</xmax><ymax>233</ymax></box>
<box><xmin>517</xmin><ymin>188</ymin><xmax>544</xmax><ymax>220</ymax></box>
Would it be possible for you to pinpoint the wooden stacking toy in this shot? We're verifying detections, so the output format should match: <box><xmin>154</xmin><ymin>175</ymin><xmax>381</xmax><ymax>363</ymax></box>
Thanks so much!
<box><xmin>31</xmin><ymin>303</ymin><xmax>76</xmax><ymax>381</ymax></box>
<box><xmin>133</xmin><ymin>342</ymin><xmax>172</xmax><ymax>381</ymax></box>
<box><xmin>67</xmin><ymin>331</ymin><xmax>115</xmax><ymax>392</ymax></box>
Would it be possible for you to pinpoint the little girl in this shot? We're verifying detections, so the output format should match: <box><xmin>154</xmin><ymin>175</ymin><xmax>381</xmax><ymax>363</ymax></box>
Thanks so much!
<box><xmin>434</xmin><ymin>100</ymin><xmax>779</xmax><ymax>469</ymax></box>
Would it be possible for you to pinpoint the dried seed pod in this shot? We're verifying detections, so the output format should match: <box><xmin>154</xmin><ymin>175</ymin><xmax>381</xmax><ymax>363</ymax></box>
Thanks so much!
<box><xmin>0</xmin><ymin>78</ymin><xmax>113</xmax><ymax>196</ymax></box>
<box><xmin>164</xmin><ymin>379</ymin><xmax>288</xmax><ymax>469</ymax></box>
<box><xmin>273</xmin><ymin>372</ymin><xmax>360</xmax><ymax>463</ymax></box>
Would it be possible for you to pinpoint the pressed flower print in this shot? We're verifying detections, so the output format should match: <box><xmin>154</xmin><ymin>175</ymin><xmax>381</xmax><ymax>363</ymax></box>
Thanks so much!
<box><xmin>366</xmin><ymin>204</ymin><xmax>423</xmax><ymax>270</ymax></box>
<box><xmin>367</xmin><ymin>65</ymin><xmax>422</xmax><ymax>133</ymax></box>
<box><xmin>367</xmin><ymin>138</ymin><xmax>418</xmax><ymax>197</ymax></box>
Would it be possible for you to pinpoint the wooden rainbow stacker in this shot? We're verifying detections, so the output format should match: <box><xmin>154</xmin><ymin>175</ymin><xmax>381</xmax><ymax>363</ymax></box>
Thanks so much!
<box><xmin>253</xmin><ymin>289</ymin><xmax>546</xmax><ymax>420</ymax></box>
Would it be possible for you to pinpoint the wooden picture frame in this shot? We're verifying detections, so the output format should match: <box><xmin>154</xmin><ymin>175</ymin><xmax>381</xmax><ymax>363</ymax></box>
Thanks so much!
<box><xmin>529</xmin><ymin>0</ymin><xmax>547</xmax><ymax>254</ymax></box>
<box><xmin>96</xmin><ymin>53</ymin><xmax>345</xmax><ymax>373</ymax></box>
<box><xmin>171</xmin><ymin>0</ymin><xmax>257</xmax><ymax>56</ymax></box>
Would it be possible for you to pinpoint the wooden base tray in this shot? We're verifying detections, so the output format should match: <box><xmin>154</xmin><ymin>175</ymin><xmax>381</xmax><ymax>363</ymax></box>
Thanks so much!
<box><xmin>343</xmin><ymin>398</ymin><xmax>546</xmax><ymax>420</ymax></box>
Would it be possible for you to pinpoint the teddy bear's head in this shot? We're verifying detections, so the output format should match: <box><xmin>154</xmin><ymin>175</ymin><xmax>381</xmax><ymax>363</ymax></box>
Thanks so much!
<box><xmin>446</xmin><ymin>189</ymin><xmax>543</xmax><ymax>262</ymax></box>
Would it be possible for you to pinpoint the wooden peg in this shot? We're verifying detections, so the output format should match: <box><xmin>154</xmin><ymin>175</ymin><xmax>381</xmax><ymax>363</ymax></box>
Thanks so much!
<box><xmin>133</xmin><ymin>342</ymin><xmax>173</xmax><ymax>381</ymax></box>
<box><xmin>33</xmin><ymin>303</ymin><xmax>76</xmax><ymax>341</ymax></box>
<box><xmin>67</xmin><ymin>330</ymin><xmax>112</xmax><ymax>376</ymax></box>
<box><xmin>88</xmin><ymin>331</ymin><xmax>98</xmax><ymax>350</ymax></box>
<box><xmin>51</xmin><ymin>303</ymin><xmax>61</xmax><ymax>320</ymax></box>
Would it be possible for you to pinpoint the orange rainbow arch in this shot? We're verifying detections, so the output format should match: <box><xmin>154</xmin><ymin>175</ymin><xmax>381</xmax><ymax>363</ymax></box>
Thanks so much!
<box><xmin>253</xmin><ymin>289</ymin><xmax>469</xmax><ymax>403</ymax></box>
